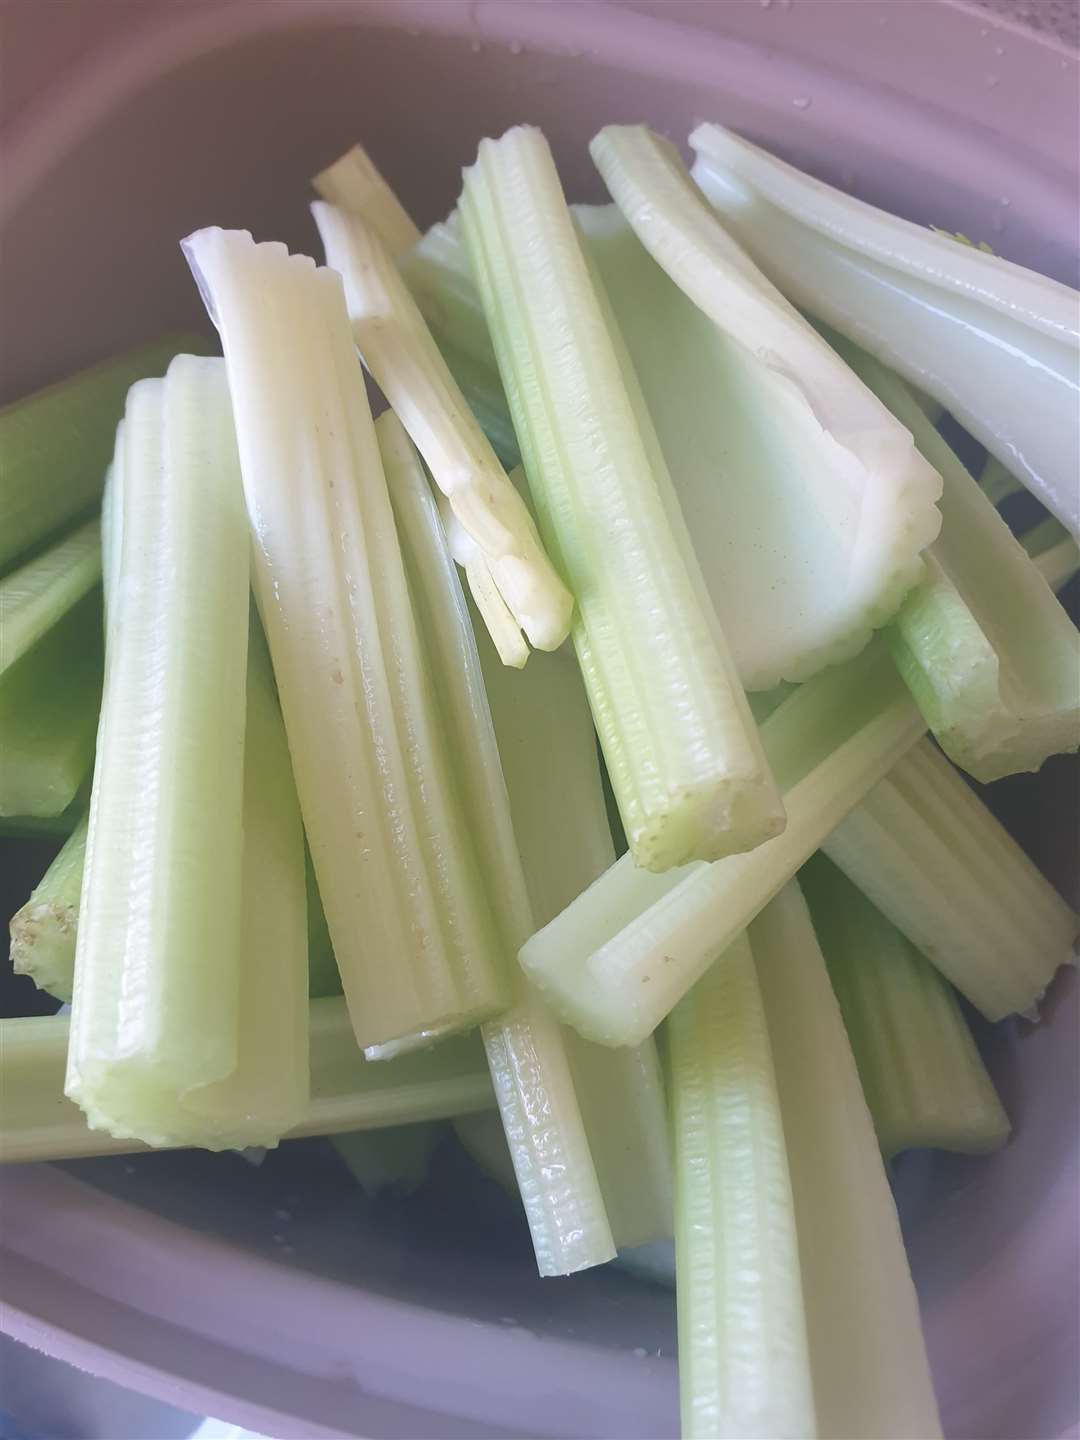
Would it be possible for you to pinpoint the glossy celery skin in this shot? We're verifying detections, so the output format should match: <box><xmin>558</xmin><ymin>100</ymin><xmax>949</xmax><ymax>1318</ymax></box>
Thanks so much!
<box><xmin>0</xmin><ymin>518</ymin><xmax>101</xmax><ymax>678</ymax></box>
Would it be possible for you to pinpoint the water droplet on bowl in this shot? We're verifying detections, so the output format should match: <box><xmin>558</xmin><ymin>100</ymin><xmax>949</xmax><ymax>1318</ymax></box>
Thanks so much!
<box><xmin>470</xmin><ymin>38</ymin><xmax>482</xmax><ymax>53</ymax></box>
<box><xmin>759</xmin><ymin>0</ymin><xmax>772</xmax><ymax>8</ymax></box>
<box><xmin>508</xmin><ymin>40</ymin><xmax>523</xmax><ymax>55</ymax></box>
<box><xmin>1000</xmin><ymin>196</ymin><xmax>1010</xmax><ymax>207</ymax></box>
<box><xmin>993</xmin><ymin>44</ymin><xmax>1005</xmax><ymax>55</ymax></box>
<box><xmin>791</xmin><ymin>95</ymin><xmax>811</xmax><ymax>110</ymax></box>
<box><xmin>985</xmin><ymin>73</ymin><xmax>999</xmax><ymax>88</ymax></box>
<box><xmin>633</xmin><ymin>1346</ymin><xmax>648</xmax><ymax>1359</ymax></box>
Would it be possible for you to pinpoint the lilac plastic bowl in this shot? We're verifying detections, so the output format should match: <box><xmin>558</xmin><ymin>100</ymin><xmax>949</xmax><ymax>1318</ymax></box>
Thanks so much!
<box><xmin>1</xmin><ymin>3</ymin><xmax>1077</xmax><ymax>1437</ymax></box>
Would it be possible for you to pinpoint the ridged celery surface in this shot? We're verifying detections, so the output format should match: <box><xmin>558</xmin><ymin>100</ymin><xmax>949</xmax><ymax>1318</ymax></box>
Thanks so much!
<box><xmin>588</xmin><ymin>128</ymin><xmax>943</xmax><ymax>690</ymax></box>
<box><xmin>521</xmin><ymin>644</ymin><xmax>923</xmax><ymax>1046</ymax></box>
<box><xmin>184</xmin><ymin>228</ymin><xmax>508</xmax><ymax>1052</ymax></box>
<box><xmin>1</xmin><ymin>1000</ymin><xmax>493</xmax><ymax>1163</ymax></box>
<box><xmin>0</xmin><ymin>333</ymin><xmax>207</xmax><ymax>572</ymax></box>
<box><xmin>0</xmin><ymin>518</ymin><xmax>101</xmax><ymax>677</ymax></box>
<box><xmin>64</xmin><ymin>357</ymin><xmax>253</xmax><ymax>1147</ymax></box>
<box><xmin>690</xmin><ymin>122</ymin><xmax>1080</xmax><ymax>538</ymax></box>
<box><xmin>312</xmin><ymin>200</ymin><xmax>572</xmax><ymax>660</ymax></box>
<box><xmin>312</xmin><ymin>143</ymin><xmax>422</xmax><ymax>257</ymax></box>
<box><xmin>667</xmin><ymin>934</ymin><xmax>815</xmax><ymax>1440</ymax></box>
<box><xmin>9</xmin><ymin>812</ymin><xmax>87</xmax><ymax>1003</ymax></box>
<box><xmin>822</xmin><ymin>738</ymin><xmax>1078</xmax><ymax>1020</ymax></box>
<box><xmin>801</xmin><ymin>854</ymin><xmax>1009</xmax><ymax>1158</ymax></box>
<box><xmin>753</xmin><ymin>883</ymin><xmax>942</xmax><ymax>1439</ymax></box>
<box><xmin>461</xmin><ymin>125</ymin><xmax>783</xmax><ymax>871</ymax></box>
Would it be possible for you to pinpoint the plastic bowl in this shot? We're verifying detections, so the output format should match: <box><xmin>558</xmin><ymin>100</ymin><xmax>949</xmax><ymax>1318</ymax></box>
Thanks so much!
<box><xmin>1</xmin><ymin>3</ymin><xmax>1077</xmax><ymax>1436</ymax></box>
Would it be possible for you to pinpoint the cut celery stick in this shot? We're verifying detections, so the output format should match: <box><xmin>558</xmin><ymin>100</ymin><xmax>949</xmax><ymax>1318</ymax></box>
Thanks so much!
<box><xmin>0</xmin><ymin>589</ymin><xmax>103</xmax><ymax>817</ymax></box>
<box><xmin>435</xmin><ymin>484</ymin><xmax>528</xmax><ymax>668</ymax></box>
<box><xmin>305</xmin><ymin>848</ymin><xmax>342</xmax><ymax>1000</ymax></box>
<box><xmin>0</xmin><ymin>333</ymin><xmax>209</xmax><ymax>573</ymax></box>
<box><xmin>333</xmin><ymin>1122</ymin><xmax>442</xmax><ymax>1197</ymax></box>
<box><xmin>312</xmin><ymin>143</ymin><xmax>421</xmax><ymax>257</ymax></box>
<box><xmin>0</xmin><ymin>517</ymin><xmax>101</xmax><ymax>677</ymax></box>
<box><xmin>980</xmin><ymin>455</ymin><xmax>1023</xmax><ymax>508</ymax></box>
<box><xmin>1033</xmin><ymin>534</ymin><xmax>1080</xmax><ymax>591</ymax></box>
<box><xmin>753</xmin><ymin>882</ymin><xmax>942</xmax><ymax>1440</ymax></box>
<box><xmin>10</xmin><ymin>812</ymin><xmax>87</xmax><ymax>1003</ymax></box>
<box><xmin>66</xmin><ymin>357</ymin><xmax>251</xmax><ymax>1147</ymax></box>
<box><xmin>521</xmin><ymin>643</ymin><xmax>924</xmax><ymax>1046</ymax></box>
<box><xmin>690</xmin><ymin>122</ymin><xmax>1080</xmax><ymax>538</ymax></box>
<box><xmin>312</xmin><ymin>201</ymin><xmax>572</xmax><ymax>656</ymax></box>
<box><xmin>454</xmin><ymin>1111</ymin><xmax>519</xmax><ymax>1192</ymax></box>
<box><xmin>588</xmin><ymin>129</ymin><xmax>943</xmax><ymax>688</ymax></box>
<box><xmin>822</xmin><ymin>737</ymin><xmax>1078</xmax><ymax>1020</ymax></box>
<box><xmin>801</xmin><ymin>854</ymin><xmax>1009</xmax><ymax>1158</ymax></box>
<box><xmin>184</xmin><ymin>228</ymin><xmax>508</xmax><ymax>1051</ymax></box>
<box><xmin>433</xmin><ymin>342</ymin><xmax>520</xmax><ymax>470</ymax></box>
<box><xmin>1021</xmin><ymin>513</ymin><xmax>1073</xmax><ymax>560</ymax></box>
<box><xmin>0</xmin><ymin>1000</ymin><xmax>494</xmax><ymax>1163</ymax></box>
<box><xmin>461</xmin><ymin>125</ymin><xmax>783</xmax><ymax>871</ymax></box>
<box><xmin>0</xmin><ymin>799</ymin><xmax>83</xmax><ymax>839</ymax></box>
<box><xmin>835</xmin><ymin>339</ymin><xmax>1080</xmax><ymax>782</ymax></box>
<box><xmin>667</xmin><ymin>933</ymin><xmax>815</xmax><ymax>1440</ymax></box>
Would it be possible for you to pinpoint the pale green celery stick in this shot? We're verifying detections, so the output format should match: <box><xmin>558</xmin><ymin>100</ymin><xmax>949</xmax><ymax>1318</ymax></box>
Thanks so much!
<box><xmin>521</xmin><ymin>643</ymin><xmax>924</xmax><ymax>1046</ymax></box>
<box><xmin>668</xmin><ymin>933</ymin><xmax>815</xmax><ymax>1440</ymax></box>
<box><xmin>0</xmin><ymin>333</ymin><xmax>209</xmax><ymax>572</ymax></box>
<box><xmin>312</xmin><ymin>201</ymin><xmax>572</xmax><ymax>656</ymax></box>
<box><xmin>65</xmin><ymin>357</ymin><xmax>251</xmax><ymax>1147</ymax></box>
<box><xmin>837</xmin><ymin>340</ymin><xmax>1080</xmax><ymax>782</ymax></box>
<box><xmin>0</xmin><ymin>800</ymin><xmax>83</xmax><ymax>839</ymax></box>
<box><xmin>10</xmin><ymin>812</ymin><xmax>87</xmax><ymax>1003</ymax></box>
<box><xmin>333</xmin><ymin>1122</ymin><xmax>443</xmax><ymax>1197</ymax></box>
<box><xmin>305</xmin><ymin>848</ymin><xmax>342</xmax><ymax>1000</ymax></box>
<box><xmin>822</xmin><ymin>736</ymin><xmax>1078</xmax><ymax>1020</ymax></box>
<box><xmin>0</xmin><ymin>518</ymin><xmax>101</xmax><ymax>677</ymax></box>
<box><xmin>435</xmin><ymin>484</ymin><xmax>528</xmax><ymax>668</ymax></box>
<box><xmin>454</xmin><ymin>1111</ymin><xmax>519</xmax><ymax>1191</ymax></box>
<box><xmin>311</xmin><ymin>143</ymin><xmax>421</xmax><ymax>257</ymax></box>
<box><xmin>587</xmin><ymin>129</ymin><xmax>943</xmax><ymax>689</ymax></box>
<box><xmin>689</xmin><ymin>122</ymin><xmax>1080</xmax><ymax>538</ymax></box>
<box><xmin>1021</xmin><ymin>513</ymin><xmax>1072</xmax><ymax>559</ymax></box>
<box><xmin>910</xmin><ymin>388</ymin><xmax>945</xmax><ymax>426</ymax></box>
<box><xmin>801</xmin><ymin>853</ymin><xmax>1009</xmax><ymax>1158</ymax></box>
<box><xmin>753</xmin><ymin>882</ymin><xmax>943</xmax><ymax>1440</ymax></box>
<box><xmin>184</xmin><ymin>228</ymin><xmax>508</xmax><ymax>1051</ymax></box>
<box><xmin>1033</xmin><ymin>534</ymin><xmax>1080</xmax><ymax>591</ymax></box>
<box><xmin>980</xmin><ymin>455</ymin><xmax>1022</xmax><ymax>508</ymax></box>
<box><xmin>0</xmin><ymin>1000</ymin><xmax>494</xmax><ymax>1163</ymax></box>
<box><xmin>614</xmin><ymin>1240</ymin><xmax>676</xmax><ymax>1287</ymax></box>
<box><xmin>0</xmin><ymin>589</ymin><xmax>103</xmax><ymax>817</ymax></box>
<box><xmin>381</xmin><ymin>410</ymin><xmax>616</xmax><ymax>1274</ymax></box>
<box><xmin>461</xmin><ymin>125</ymin><xmax>783</xmax><ymax>872</ymax></box>
<box><xmin>435</xmin><ymin>342</ymin><xmax>520</xmax><ymax>470</ymax></box>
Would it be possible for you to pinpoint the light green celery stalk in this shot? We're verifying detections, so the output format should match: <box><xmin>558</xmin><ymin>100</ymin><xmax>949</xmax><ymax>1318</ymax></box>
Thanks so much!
<box><xmin>822</xmin><ymin>737</ymin><xmax>1078</xmax><ymax>1020</ymax></box>
<box><xmin>183</xmin><ymin>228</ymin><xmax>508</xmax><ymax>1052</ymax></box>
<box><xmin>1021</xmin><ymin>515</ymin><xmax>1080</xmax><ymax>590</ymax></box>
<box><xmin>839</xmin><ymin>340</ymin><xmax>1080</xmax><ymax>781</ymax></box>
<box><xmin>0</xmin><ymin>589</ymin><xmax>103</xmax><ymax>817</ymax></box>
<box><xmin>0</xmin><ymin>333</ymin><xmax>209</xmax><ymax>573</ymax></box>
<box><xmin>521</xmin><ymin>643</ymin><xmax>923</xmax><ymax>1046</ymax></box>
<box><xmin>311</xmin><ymin>200</ymin><xmax>573</xmax><ymax>661</ymax></box>
<box><xmin>1</xmin><ymin>1000</ymin><xmax>493</xmax><ymax>1163</ymax></box>
<box><xmin>333</xmin><ymin>1122</ymin><xmax>443</xmax><ymax>1198</ymax></box>
<box><xmin>9</xmin><ymin>812</ymin><xmax>88</xmax><ymax>1003</ymax></box>
<box><xmin>753</xmin><ymin>882</ymin><xmax>942</xmax><ymax>1439</ymax></box>
<box><xmin>980</xmin><ymin>455</ymin><xmax>1023</xmax><ymax>508</ymax></box>
<box><xmin>380</xmin><ymin>410</ymin><xmax>618</xmax><ymax>1273</ymax></box>
<box><xmin>0</xmin><ymin>518</ymin><xmax>101</xmax><ymax>677</ymax></box>
<box><xmin>689</xmin><ymin>122</ymin><xmax>1080</xmax><ymax>538</ymax></box>
<box><xmin>461</xmin><ymin>124</ymin><xmax>783</xmax><ymax>872</ymax></box>
<box><xmin>587</xmin><ymin>128</ymin><xmax>943</xmax><ymax>690</ymax></box>
<box><xmin>311</xmin><ymin>143</ymin><xmax>422</xmax><ymax>257</ymax></box>
<box><xmin>305</xmin><ymin>849</ymin><xmax>342</xmax><ymax>1000</ymax></box>
<box><xmin>0</xmin><ymin>798</ymin><xmax>84</xmax><ymax>839</ymax></box>
<box><xmin>65</xmin><ymin>357</ymin><xmax>252</xmax><ymax>1146</ymax></box>
<box><xmin>801</xmin><ymin>853</ymin><xmax>1009</xmax><ymax>1158</ymax></box>
<box><xmin>667</xmin><ymin>934</ymin><xmax>815</xmax><ymax>1440</ymax></box>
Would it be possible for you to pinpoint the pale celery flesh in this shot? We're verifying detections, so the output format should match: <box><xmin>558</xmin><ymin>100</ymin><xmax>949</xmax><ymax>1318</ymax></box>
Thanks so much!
<box><xmin>10</xmin><ymin>811</ymin><xmax>88</xmax><ymax>1003</ymax></box>
<box><xmin>0</xmin><ymin>517</ymin><xmax>101</xmax><ymax>677</ymax></box>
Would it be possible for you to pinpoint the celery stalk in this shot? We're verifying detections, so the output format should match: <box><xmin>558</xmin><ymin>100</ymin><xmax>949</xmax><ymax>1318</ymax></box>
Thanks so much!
<box><xmin>822</xmin><ymin>737</ymin><xmax>1078</xmax><ymax>1020</ymax></box>
<box><xmin>333</xmin><ymin>1122</ymin><xmax>442</xmax><ymax>1198</ymax></box>
<box><xmin>0</xmin><ymin>518</ymin><xmax>101</xmax><ymax>677</ymax></box>
<box><xmin>0</xmin><ymin>798</ymin><xmax>84</xmax><ymax>839</ymax></box>
<box><xmin>690</xmin><ymin>122</ymin><xmax>1079</xmax><ymax>538</ymax></box>
<box><xmin>667</xmin><ymin>933</ymin><xmax>815</xmax><ymax>1440</ymax></box>
<box><xmin>980</xmin><ymin>455</ymin><xmax>1022</xmax><ymax>508</ymax></box>
<box><xmin>312</xmin><ymin>201</ymin><xmax>572</xmax><ymax>656</ymax></box>
<box><xmin>305</xmin><ymin>849</ymin><xmax>342</xmax><ymax>1000</ymax></box>
<box><xmin>461</xmin><ymin>125</ymin><xmax>783</xmax><ymax>871</ymax></box>
<box><xmin>183</xmin><ymin>228</ymin><xmax>508</xmax><ymax>1051</ymax></box>
<box><xmin>521</xmin><ymin>643</ymin><xmax>924</xmax><ymax>1046</ymax></box>
<box><xmin>801</xmin><ymin>854</ymin><xmax>1009</xmax><ymax>1158</ymax></box>
<box><xmin>1033</xmin><ymin>534</ymin><xmax>1080</xmax><ymax>591</ymax></box>
<box><xmin>312</xmin><ymin>143</ymin><xmax>421</xmax><ymax>257</ymax></box>
<box><xmin>9</xmin><ymin>812</ymin><xmax>87</xmax><ymax>1003</ymax></box>
<box><xmin>753</xmin><ymin>882</ymin><xmax>942</xmax><ymax>1439</ymax></box>
<box><xmin>0</xmin><ymin>1000</ymin><xmax>493</xmax><ymax>1163</ymax></box>
<box><xmin>587</xmin><ymin>129</ymin><xmax>943</xmax><ymax>688</ymax></box>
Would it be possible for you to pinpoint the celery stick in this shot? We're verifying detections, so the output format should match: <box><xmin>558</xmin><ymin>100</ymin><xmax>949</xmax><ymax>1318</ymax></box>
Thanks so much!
<box><xmin>333</xmin><ymin>1122</ymin><xmax>442</xmax><ymax>1197</ymax></box>
<box><xmin>667</xmin><ymin>934</ymin><xmax>815</xmax><ymax>1440</ymax></box>
<box><xmin>312</xmin><ymin>143</ymin><xmax>421</xmax><ymax>257</ymax></box>
<box><xmin>313</xmin><ymin>201</ymin><xmax>571</xmax><ymax>656</ymax></box>
<box><xmin>690</xmin><ymin>122</ymin><xmax>1079</xmax><ymax>538</ymax></box>
<box><xmin>184</xmin><ymin>228</ymin><xmax>508</xmax><ymax>1051</ymax></box>
<box><xmin>454</xmin><ymin>1111</ymin><xmax>519</xmax><ymax>1191</ymax></box>
<box><xmin>65</xmin><ymin>357</ymin><xmax>251</xmax><ymax>1147</ymax></box>
<box><xmin>980</xmin><ymin>455</ymin><xmax>1022</xmax><ymax>508</ymax></box>
<box><xmin>588</xmin><ymin>129</ymin><xmax>943</xmax><ymax>688</ymax></box>
<box><xmin>0</xmin><ymin>798</ymin><xmax>83</xmax><ymax>839</ymax></box>
<box><xmin>822</xmin><ymin>737</ymin><xmax>1078</xmax><ymax>1020</ymax></box>
<box><xmin>836</xmin><ymin>340</ymin><xmax>1080</xmax><ymax>781</ymax></box>
<box><xmin>801</xmin><ymin>853</ymin><xmax>1009</xmax><ymax>1158</ymax></box>
<box><xmin>9</xmin><ymin>812</ymin><xmax>87</xmax><ymax>1003</ymax></box>
<box><xmin>305</xmin><ymin>848</ymin><xmax>342</xmax><ymax>1000</ymax></box>
<box><xmin>0</xmin><ymin>518</ymin><xmax>101</xmax><ymax>676</ymax></box>
<box><xmin>0</xmin><ymin>1000</ymin><xmax>493</xmax><ymax>1163</ymax></box>
<box><xmin>461</xmin><ymin>125</ymin><xmax>783</xmax><ymax>871</ymax></box>
<box><xmin>1033</xmin><ymin>534</ymin><xmax>1080</xmax><ymax>591</ymax></box>
<box><xmin>0</xmin><ymin>589</ymin><xmax>103</xmax><ymax>817</ymax></box>
<box><xmin>753</xmin><ymin>883</ymin><xmax>942</xmax><ymax>1439</ymax></box>
<box><xmin>0</xmin><ymin>333</ymin><xmax>209</xmax><ymax>572</ymax></box>
<box><xmin>521</xmin><ymin>643</ymin><xmax>924</xmax><ymax>1046</ymax></box>
<box><xmin>1021</xmin><ymin>513</ymin><xmax>1072</xmax><ymax>560</ymax></box>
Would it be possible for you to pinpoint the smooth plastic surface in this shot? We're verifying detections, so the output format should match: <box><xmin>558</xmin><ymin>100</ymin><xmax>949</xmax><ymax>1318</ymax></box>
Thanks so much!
<box><xmin>1</xmin><ymin>3</ymin><xmax>1077</xmax><ymax>1438</ymax></box>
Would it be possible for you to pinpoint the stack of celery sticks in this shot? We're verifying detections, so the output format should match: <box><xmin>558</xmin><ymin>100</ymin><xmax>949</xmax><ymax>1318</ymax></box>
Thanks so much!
<box><xmin>3</xmin><ymin>121</ymin><xmax>1078</xmax><ymax>1439</ymax></box>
